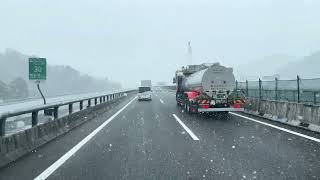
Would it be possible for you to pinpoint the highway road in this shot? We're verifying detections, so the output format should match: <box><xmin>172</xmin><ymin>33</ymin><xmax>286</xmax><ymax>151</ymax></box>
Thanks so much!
<box><xmin>1</xmin><ymin>89</ymin><xmax>320</xmax><ymax>180</ymax></box>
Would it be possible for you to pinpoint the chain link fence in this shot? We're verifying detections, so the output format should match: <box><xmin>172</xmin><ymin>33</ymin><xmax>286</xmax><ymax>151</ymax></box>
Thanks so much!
<box><xmin>236</xmin><ymin>76</ymin><xmax>320</xmax><ymax>105</ymax></box>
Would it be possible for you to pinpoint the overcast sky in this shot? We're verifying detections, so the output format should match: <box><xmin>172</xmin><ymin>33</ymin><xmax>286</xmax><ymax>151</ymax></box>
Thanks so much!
<box><xmin>1</xmin><ymin>0</ymin><xmax>320</xmax><ymax>88</ymax></box>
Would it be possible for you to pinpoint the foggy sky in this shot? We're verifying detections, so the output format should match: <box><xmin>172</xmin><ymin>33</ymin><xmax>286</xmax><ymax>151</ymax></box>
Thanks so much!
<box><xmin>1</xmin><ymin>0</ymin><xmax>320</xmax><ymax>88</ymax></box>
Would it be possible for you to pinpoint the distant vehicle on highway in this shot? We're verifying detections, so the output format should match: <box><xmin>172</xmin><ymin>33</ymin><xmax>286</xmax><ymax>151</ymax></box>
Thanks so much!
<box><xmin>138</xmin><ymin>86</ymin><xmax>152</xmax><ymax>101</ymax></box>
<box><xmin>173</xmin><ymin>63</ymin><xmax>245</xmax><ymax>117</ymax></box>
<box><xmin>141</xmin><ymin>80</ymin><xmax>152</xmax><ymax>87</ymax></box>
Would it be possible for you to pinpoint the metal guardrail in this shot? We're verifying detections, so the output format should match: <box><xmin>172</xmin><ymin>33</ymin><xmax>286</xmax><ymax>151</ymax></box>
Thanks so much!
<box><xmin>0</xmin><ymin>91</ymin><xmax>118</xmax><ymax>106</ymax></box>
<box><xmin>0</xmin><ymin>90</ymin><xmax>135</xmax><ymax>136</ymax></box>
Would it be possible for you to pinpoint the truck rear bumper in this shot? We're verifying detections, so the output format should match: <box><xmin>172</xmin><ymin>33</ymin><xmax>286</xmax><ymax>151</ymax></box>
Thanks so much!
<box><xmin>198</xmin><ymin>108</ymin><xmax>244</xmax><ymax>112</ymax></box>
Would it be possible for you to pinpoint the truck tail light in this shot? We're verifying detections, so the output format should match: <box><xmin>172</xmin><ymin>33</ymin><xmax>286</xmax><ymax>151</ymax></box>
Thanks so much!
<box><xmin>233</xmin><ymin>104</ymin><xmax>241</xmax><ymax>108</ymax></box>
<box><xmin>201</xmin><ymin>105</ymin><xmax>209</xmax><ymax>109</ymax></box>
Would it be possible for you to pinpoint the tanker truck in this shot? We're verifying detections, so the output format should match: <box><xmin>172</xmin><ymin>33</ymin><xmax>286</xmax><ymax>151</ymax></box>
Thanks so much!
<box><xmin>173</xmin><ymin>63</ymin><xmax>244</xmax><ymax>116</ymax></box>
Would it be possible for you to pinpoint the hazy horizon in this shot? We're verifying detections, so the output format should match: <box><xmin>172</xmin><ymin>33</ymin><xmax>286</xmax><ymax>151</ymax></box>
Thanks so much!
<box><xmin>1</xmin><ymin>0</ymin><xmax>320</xmax><ymax>88</ymax></box>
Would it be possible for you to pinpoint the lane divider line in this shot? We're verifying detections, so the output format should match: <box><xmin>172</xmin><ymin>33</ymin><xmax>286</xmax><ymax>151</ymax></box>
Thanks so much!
<box><xmin>172</xmin><ymin>114</ymin><xmax>199</xmax><ymax>141</ymax></box>
<box><xmin>160</xmin><ymin>99</ymin><xmax>164</xmax><ymax>104</ymax></box>
<box><xmin>230</xmin><ymin>112</ymin><xmax>320</xmax><ymax>143</ymax></box>
<box><xmin>34</xmin><ymin>96</ymin><xmax>137</xmax><ymax>180</ymax></box>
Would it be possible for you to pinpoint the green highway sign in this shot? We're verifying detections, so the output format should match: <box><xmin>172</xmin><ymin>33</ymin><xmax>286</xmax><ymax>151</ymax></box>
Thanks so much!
<box><xmin>29</xmin><ymin>58</ymin><xmax>47</xmax><ymax>80</ymax></box>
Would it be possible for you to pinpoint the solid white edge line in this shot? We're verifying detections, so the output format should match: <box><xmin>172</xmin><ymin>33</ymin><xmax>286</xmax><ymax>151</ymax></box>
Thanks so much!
<box><xmin>34</xmin><ymin>96</ymin><xmax>137</xmax><ymax>180</ymax></box>
<box><xmin>159</xmin><ymin>99</ymin><xmax>164</xmax><ymax>104</ymax></box>
<box><xmin>172</xmin><ymin>114</ymin><xmax>199</xmax><ymax>141</ymax></box>
<box><xmin>229</xmin><ymin>112</ymin><xmax>320</xmax><ymax>143</ymax></box>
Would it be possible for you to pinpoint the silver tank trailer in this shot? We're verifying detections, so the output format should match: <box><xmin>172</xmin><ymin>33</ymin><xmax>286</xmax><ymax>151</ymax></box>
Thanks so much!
<box><xmin>181</xmin><ymin>63</ymin><xmax>236</xmax><ymax>97</ymax></box>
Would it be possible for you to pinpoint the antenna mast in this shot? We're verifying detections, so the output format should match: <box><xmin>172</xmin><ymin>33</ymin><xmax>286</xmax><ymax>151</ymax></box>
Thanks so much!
<box><xmin>187</xmin><ymin>41</ymin><xmax>192</xmax><ymax>65</ymax></box>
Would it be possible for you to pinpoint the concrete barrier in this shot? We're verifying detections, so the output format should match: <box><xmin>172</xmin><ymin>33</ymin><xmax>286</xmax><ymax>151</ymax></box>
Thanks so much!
<box><xmin>0</xmin><ymin>96</ymin><xmax>129</xmax><ymax>169</ymax></box>
<box><xmin>244</xmin><ymin>98</ymin><xmax>320</xmax><ymax>133</ymax></box>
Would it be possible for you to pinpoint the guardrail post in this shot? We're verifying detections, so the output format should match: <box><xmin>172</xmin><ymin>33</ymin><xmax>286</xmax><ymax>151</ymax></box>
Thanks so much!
<box><xmin>95</xmin><ymin>98</ymin><xmax>97</xmax><ymax>105</ymax></box>
<box><xmin>259</xmin><ymin>78</ymin><xmax>262</xmax><ymax>100</ymax></box>
<box><xmin>245</xmin><ymin>80</ymin><xmax>249</xmax><ymax>97</ymax></box>
<box><xmin>80</xmin><ymin>101</ymin><xmax>83</xmax><ymax>110</ymax></box>
<box><xmin>32</xmin><ymin>111</ymin><xmax>38</xmax><ymax>126</ymax></box>
<box><xmin>88</xmin><ymin>99</ymin><xmax>91</xmax><ymax>107</ymax></box>
<box><xmin>0</xmin><ymin>117</ymin><xmax>6</xmax><ymax>136</ymax></box>
<box><xmin>275</xmin><ymin>77</ymin><xmax>278</xmax><ymax>101</ymax></box>
<box><xmin>54</xmin><ymin>106</ymin><xmax>59</xmax><ymax>119</ymax></box>
<box><xmin>235</xmin><ymin>80</ymin><xmax>238</xmax><ymax>98</ymax></box>
<box><xmin>297</xmin><ymin>75</ymin><xmax>300</xmax><ymax>103</ymax></box>
<box><xmin>69</xmin><ymin>103</ymin><xmax>73</xmax><ymax>114</ymax></box>
<box><xmin>103</xmin><ymin>96</ymin><xmax>105</xmax><ymax>102</ymax></box>
<box><xmin>99</xmin><ymin>97</ymin><xmax>102</xmax><ymax>103</ymax></box>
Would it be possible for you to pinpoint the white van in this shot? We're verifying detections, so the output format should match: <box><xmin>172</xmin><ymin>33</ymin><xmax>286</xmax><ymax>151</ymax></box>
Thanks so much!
<box><xmin>138</xmin><ymin>86</ymin><xmax>152</xmax><ymax>101</ymax></box>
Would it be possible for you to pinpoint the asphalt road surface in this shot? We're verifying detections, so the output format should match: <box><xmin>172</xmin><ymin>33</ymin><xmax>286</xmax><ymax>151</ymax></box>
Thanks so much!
<box><xmin>1</xmin><ymin>90</ymin><xmax>320</xmax><ymax>180</ymax></box>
